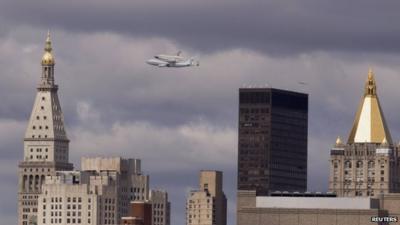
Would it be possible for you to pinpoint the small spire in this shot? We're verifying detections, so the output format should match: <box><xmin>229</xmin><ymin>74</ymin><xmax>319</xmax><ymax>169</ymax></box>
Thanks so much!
<box><xmin>368</xmin><ymin>67</ymin><xmax>373</xmax><ymax>79</ymax></box>
<box><xmin>335</xmin><ymin>136</ymin><xmax>343</xmax><ymax>146</ymax></box>
<box><xmin>381</xmin><ymin>137</ymin><xmax>388</xmax><ymax>147</ymax></box>
<box><xmin>365</xmin><ymin>68</ymin><xmax>376</xmax><ymax>96</ymax></box>
<box><xmin>45</xmin><ymin>30</ymin><xmax>52</xmax><ymax>52</ymax></box>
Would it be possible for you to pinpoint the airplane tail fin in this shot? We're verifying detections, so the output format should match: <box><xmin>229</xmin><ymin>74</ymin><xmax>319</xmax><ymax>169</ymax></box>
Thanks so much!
<box><xmin>177</xmin><ymin>51</ymin><xmax>182</xmax><ymax>56</ymax></box>
<box><xmin>189</xmin><ymin>58</ymin><xmax>200</xmax><ymax>66</ymax></box>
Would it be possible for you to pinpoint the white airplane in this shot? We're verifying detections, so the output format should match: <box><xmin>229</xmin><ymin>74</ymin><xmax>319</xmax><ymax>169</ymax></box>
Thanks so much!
<box><xmin>146</xmin><ymin>51</ymin><xmax>199</xmax><ymax>68</ymax></box>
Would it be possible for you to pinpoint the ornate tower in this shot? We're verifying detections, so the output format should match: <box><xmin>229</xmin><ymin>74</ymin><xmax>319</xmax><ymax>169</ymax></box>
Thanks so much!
<box><xmin>18</xmin><ymin>32</ymin><xmax>73</xmax><ymax>225</ymax></box>
<box><xmin>329</xmin><ymin>69</ymin><xmax>400</xmax><ymax>197</ymax></box>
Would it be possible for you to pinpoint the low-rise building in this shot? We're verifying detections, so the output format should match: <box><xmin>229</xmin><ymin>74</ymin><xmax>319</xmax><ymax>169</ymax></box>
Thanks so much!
<box><xmin>236</xmin><ymin>190</ymin><xmax>400</xmax><ymax>225</ymax></box>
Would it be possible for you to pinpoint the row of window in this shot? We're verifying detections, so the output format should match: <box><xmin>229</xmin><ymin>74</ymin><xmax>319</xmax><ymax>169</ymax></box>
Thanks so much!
<box><xmin>36</xmin><ymin>115</ymin><xmax>47</xmax><ymax>120</ymax></box>
<box><xmin>30</xmin><ymin>155</ymin><xmax>48</xmax><ymax>159</ymax></box>
<box><xmin>31</xmin><ymin>148</ymin><xmax>48</xmax><ymax>152</ymax></box>
<box><xmin>43</xmin><ymin>218</ymin><xmax>83</xmax><ymax>224</ymax></box>
<box><xmin>32</xmin><ymin>125</ymin><xmax>49</xmax><ymax>130</ymax></box>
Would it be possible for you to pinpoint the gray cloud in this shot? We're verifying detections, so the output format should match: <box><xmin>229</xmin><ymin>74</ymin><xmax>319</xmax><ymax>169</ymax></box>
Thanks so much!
<box><xmin>1</xmin><ymin>0</ymin><xmax>400</xmax><ymax>55</ymax></box>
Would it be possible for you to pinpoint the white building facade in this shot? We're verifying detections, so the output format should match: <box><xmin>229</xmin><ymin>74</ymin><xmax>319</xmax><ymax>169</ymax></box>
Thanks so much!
<box><xmin>37</xmin><ymin>157</ymin><xmax>150</xmax><ymax>225</ymax></box>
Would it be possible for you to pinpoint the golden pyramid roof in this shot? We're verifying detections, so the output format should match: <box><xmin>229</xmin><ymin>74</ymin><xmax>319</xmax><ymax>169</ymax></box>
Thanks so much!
<box><xmin>347</xmin><ymin>69</ymin><xmax>392</xmax><ymax>144</ymax></box>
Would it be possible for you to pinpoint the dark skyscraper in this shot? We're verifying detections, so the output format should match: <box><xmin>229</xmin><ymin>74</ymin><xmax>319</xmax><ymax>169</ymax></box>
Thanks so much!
<box><xmin>237</xmin><ymin>88</ymin><xmax>308</xmax><ymax>195</ymax></box>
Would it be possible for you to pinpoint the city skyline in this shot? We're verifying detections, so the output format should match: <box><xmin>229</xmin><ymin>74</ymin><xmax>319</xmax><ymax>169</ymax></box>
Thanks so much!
<box><xmin>2</xmin><ymin>1</ymin><xmax>400</xmax><ymax>225</ymax></box>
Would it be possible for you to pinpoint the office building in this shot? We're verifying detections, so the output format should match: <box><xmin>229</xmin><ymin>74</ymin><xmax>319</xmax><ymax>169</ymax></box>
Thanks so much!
<box><xmin>37</xmin><ymin>157</ymin><xmax>149</xmax><ymax>225</ymax></box>
<box><xmin>149</xmin><ymin>190</ymin><xmax>170</xmax><ymax>225</ymax></box>
<box><xmin>238</xmin><ymin>88</ymin><xmax>308</xmax><ymax>195</ymax></box>
<box><xmin>186</xmin><ymin>171</ymin><xmax>227</xmax><ymax>225</ymax></box>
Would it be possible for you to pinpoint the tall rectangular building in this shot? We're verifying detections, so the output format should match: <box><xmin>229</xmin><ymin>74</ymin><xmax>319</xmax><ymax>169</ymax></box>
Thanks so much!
<box><xmin>149</xmin><ymin>190</ymin><xmax>170</xmax><ymax>225</ymax></box>
<box><xmin>186</xmin><ymin>171</ymin><xmax>227</xmax><ymax>225</ymax></box>
<box><xmin>237</xmin><ymin>88</ymin><xmax>308</xmax><ymax>195</ymax></box>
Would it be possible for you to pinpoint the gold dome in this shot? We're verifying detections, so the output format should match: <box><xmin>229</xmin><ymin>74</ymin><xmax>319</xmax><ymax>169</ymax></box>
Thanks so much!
<box><xmin>41</xmin><ymin>31</ymin><xmax>55</xmax><ymax>65</ymax></box>
<box><xmin>42</xmin><ymin>51</ymin><xmax>55</xmax><ymax>65</ymax></box>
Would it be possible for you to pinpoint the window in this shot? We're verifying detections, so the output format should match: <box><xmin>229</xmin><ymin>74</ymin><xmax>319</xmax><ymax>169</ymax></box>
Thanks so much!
<box><xmin>368</xmin><ymin>161</ymin><xmax>374</xmax><ymax>168</ymax></box>
<box><xmin>42</xmin><ymin>97</ymin><xmax>45</xmax><ymax>101</ymax></box>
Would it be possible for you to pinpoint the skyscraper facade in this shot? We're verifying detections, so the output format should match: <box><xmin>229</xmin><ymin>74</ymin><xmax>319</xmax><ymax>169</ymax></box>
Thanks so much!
<box><xmin>237</xmin><ymin>88</ymin><xmax>308</xmax><ymax>195</ymax></box>
<box><xmin>18</xmin><ymin>33</ymin><xmax>73</xmax><ymax>225</ymax></box>
<box><xmin>329</xmin><ymin>69</ymin><xmax>400</xmax><ymax>197</ymax></box>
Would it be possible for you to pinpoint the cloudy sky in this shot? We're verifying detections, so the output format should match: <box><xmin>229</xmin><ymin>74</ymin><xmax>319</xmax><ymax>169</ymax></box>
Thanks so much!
<box><xmin>2</xmin><ymin>0</ymin><xmax>400</xmax><ymax>224</ymax></box>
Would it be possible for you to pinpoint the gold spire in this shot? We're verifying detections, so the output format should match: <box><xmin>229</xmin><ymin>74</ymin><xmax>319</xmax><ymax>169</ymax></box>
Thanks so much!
<box><xmin>45</xmin><ymin>30</ymin><xmax>52</xmax><ymax>52</ymax></box>
<box><xmin>364</xmin><ymin>67</ymin><xmax>376</xmax><ymax>96</ymax></box>
<box><xmin>41</xmin><ymin>31</ymin><xmax>55</xmax><ymax>65</ymax></box>
<box><xmin>347</xmin><ymin>69</ymin><xmax>392</xmax><ymax>144</ymax></box>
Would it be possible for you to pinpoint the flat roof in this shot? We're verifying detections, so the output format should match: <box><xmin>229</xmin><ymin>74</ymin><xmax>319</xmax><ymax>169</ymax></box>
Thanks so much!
<box><xmin>256</xmin><ymin>196</ymin><xmax>379</xmax><ymax>210</ymax></box>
